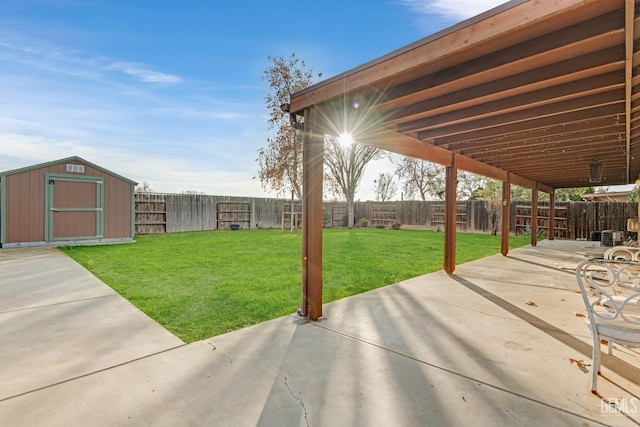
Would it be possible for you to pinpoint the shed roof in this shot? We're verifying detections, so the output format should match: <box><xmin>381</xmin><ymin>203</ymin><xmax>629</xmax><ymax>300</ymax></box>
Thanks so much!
<box><xmin>581</xmin><ymin>190</ymin><xmax>633</xmax><ymax>200</ymax></box>
<box><xmin>0</xmin><ymin>156</ymin><xmax>137</xmax><ymax>185</ymax></box>
<box><xmin>289</xmin><ymin>0</ymin><xmax>638</xmax><ymax>192</ymax></box>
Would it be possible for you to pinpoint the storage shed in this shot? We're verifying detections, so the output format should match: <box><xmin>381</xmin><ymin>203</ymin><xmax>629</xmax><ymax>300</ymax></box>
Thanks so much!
<box><xmin>0</xmin><ymin>156</ymin><xmax>137</xmax><ymax>248</ymax></box>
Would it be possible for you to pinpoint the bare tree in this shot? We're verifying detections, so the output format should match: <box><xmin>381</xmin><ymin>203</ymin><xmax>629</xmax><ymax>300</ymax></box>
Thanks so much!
<box><xmin>324</xmin><ymin>135</ymin><xmax>382</xmax><ymax>228</ymax></box>
<box><xmin>373</xmin><ymin>172</ymin><xmax>397</xmax><ymax>202</ymax></box>
<box><xmin>472</xmin><ymin>179</ymin><xmax>502</xmax><ymax>235</ymax></box>
<box><xmin>257</xmin><ymin>53</ymin><xmax>315</xmax><ymax>200</ymax></box>
<box><xmin>135</xmin><ymin>181</ymin><xmax>153</xmax><ymax>193</ymax></box>
<box><xmin>395</xmin><ymin>157</ymin><xmax>444</xmax><ymax>201</ymax></box>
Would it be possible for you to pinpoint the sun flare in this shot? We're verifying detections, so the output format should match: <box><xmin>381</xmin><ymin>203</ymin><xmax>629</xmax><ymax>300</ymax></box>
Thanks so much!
<box><xmin>338</xmin><ymin>132</ymin><xmax>354</xmax><ymax>146</ymax></box>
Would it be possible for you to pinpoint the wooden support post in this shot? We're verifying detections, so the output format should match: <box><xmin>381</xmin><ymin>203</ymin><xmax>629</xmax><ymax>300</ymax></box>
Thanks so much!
<box><xmin>501</xmin><ymin>180</ymin><xmax>511</xmax><ymax>256</ymax></box>
<box><xmin>301</xmin><ymin>107</ymin><xmax>324</xmax><ymax>320</ymax></box>
<box><xmin>444</xmin><ymin>156</ymin><xmax>457</xmax><ymax>274</ymax></box>
<box><xmin>548</xmin><ymin>191</ymin><xmax>555</xmax><ymax>241</ymax></box>
<box><xmin>531</xmin><ymin>187</ymin><xmax>538</xmax><ymax>247</ymax></box>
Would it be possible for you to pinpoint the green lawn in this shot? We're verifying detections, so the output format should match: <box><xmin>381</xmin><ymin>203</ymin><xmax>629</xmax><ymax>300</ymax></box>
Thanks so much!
<box><xmin>61</xmin><ymin>229</ymin><xmax>530</xmax><ymax>342</ymax></box>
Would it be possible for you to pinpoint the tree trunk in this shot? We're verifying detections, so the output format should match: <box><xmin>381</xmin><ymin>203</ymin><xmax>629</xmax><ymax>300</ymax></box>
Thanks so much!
<box><xmin>347</xmin><ymin>198</ymin><xmax>355</xmax><ymax>229</ymax></box>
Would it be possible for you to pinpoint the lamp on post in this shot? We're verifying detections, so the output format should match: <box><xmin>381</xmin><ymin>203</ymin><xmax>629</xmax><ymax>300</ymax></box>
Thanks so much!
<box><xmin>589</xmin><ymin>160</ymin><xmax>603</xmax><ymax>183</ymax></box>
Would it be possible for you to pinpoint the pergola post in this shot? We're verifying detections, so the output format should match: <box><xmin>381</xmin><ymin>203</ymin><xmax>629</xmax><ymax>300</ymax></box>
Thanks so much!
<box><xmin>501</xmin><ymin>180</ymin><xmax>511</xmax><ymax>256</ymax></box>
<box><xmin>301</xmin><ymin>107</ymin><xmax>324</xmax><ymax>320</ymax></box>
<box><xmin>531</xmin><ymin>186</ymin><xmax>538</xmax><ymax>247</ymax></box>
<box><xmin>444</xmin><ymin>156</ymin><xmax>457</xmax><ymax>274</ymax></box>
<box><xmin>548</xmin><ymin>190</ymin><xmax>555</xmax><ymax>241</ymax></box>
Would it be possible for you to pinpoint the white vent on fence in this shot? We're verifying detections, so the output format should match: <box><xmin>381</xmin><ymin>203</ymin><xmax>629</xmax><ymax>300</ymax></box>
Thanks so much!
<box><xmin>66</xmin><ymin>164</ymin><xmax>85</xmax><ymax>173</ymax></box>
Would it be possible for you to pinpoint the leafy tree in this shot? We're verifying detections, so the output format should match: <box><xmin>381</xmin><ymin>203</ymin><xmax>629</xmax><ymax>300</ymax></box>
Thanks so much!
<box><xmin>395</xmin><ymin>157</ymin><xmax>444</xmax><ymax>201</ymax></box>
<box><xmin>257</xmin><ymin>53</ymin><xmax>315</xmax><ymax>200</ymax></box>
<box><xmin>505</xmin><ymin>185</ymin><xmax>531</xmax><ymax>201</ymax></box>
<box><xmin>458</xmin><ymin>171</ymin><xmax>488</xmax><ymax>200</ymax></box>
<box><xmin>553</xmin><ymin>187</ymin><xmax>594</xmax><ymax>201</ymax></box>
<box><xmin>472</xmin><ymin>180</ymin><xmax>531</xmax><ymax>201</ymax></box>
<box><xmin>471</xmin><ymin>179</ymin><xmax>594</xmax><ymax>203</ymax></box>
<box><xmin>324</xmin><ymin>135</ymin><xmax>382</xmax><ymax>228</ymax></box>
<box><xmin>373</xmin><ymin>172</ymin><xmax>397</xmax><ymax>202</ymax></box>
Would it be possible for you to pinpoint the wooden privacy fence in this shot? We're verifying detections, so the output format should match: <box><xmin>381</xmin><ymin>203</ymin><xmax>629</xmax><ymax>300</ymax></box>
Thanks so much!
<box><xmin>511</xmin><ymin>201</ymin><xmax>638</xmax><ymax>240</ymax></box>
<box><xmin>323</xmin><ymin>200</ymin><xmax>491</xmax><ymax>232</ymax></box>
<box><xmin>135</xmin><ymin>193</ymin><xmax>293</xmax><ymax>234</ymax></box>
<box><xmin>135</xmin><ymin>193</ymin><xmax>638</xmax><ymax>239</ymax></box>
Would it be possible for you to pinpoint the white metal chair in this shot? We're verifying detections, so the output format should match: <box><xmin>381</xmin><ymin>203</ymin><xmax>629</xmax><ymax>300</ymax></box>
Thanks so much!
<box><xmin>575</xmin><ymin>258</ymin><xmax>640</xmax><ymax>393</ymax></box>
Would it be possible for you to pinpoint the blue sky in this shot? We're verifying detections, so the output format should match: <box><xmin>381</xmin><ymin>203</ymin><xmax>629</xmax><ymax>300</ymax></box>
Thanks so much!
<box><xmin>0</xmin><ymin>0</ymin><xmax>507</xmax><ymax>199</ymax></box>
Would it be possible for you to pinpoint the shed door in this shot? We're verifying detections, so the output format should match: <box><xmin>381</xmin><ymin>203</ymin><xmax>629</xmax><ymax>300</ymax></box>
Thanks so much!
<box><xmin>45</xmin><ymin>175</ymin><xmax>103</xmax><ymax>242</ymax></box>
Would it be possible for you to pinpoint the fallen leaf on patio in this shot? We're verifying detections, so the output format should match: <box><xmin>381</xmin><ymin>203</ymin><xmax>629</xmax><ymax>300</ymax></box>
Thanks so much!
<box><xmin>569</xmin><ymin>358</ymin><xmax>590</xmax><ymax>372</ymax></box>
<box><xmin>600</xmin><ymin>339</ymin><xmax>608</xmax><ymax>345</ymax></box>
<box><xmin>525</xmin><ymin>301</ymin><xmax>538</xmax><ymax>307</ymax></box>
<box><xmin>575</xmin><ymin>290</ymin><xmax>581</xmax><ymax>294</ymax></box>
<box><xmin>575</xmin><ymin>312</ymin><xmax>586</xmax><ymax>317</ymax></box>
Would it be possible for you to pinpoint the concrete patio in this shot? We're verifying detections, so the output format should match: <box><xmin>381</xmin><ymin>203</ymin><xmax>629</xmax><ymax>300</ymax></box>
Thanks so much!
<box><xmin>0</xmin><ymin>241</ymin><xmax>639</xmax><ymax>426</ymax></box>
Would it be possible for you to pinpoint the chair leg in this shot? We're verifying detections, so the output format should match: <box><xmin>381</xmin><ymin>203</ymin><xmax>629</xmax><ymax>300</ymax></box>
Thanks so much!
<box><xmin>607</xmin><ymin>341</ymin><xmax>613</xmax><ymax>355</ymax></box>
<box><xmin>591</xmin><ymin>333</ymin><xmax>601</xmax><ymax>393</ymax></box>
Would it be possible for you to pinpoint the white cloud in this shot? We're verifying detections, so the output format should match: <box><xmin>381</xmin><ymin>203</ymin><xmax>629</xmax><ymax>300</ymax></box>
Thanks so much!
<box><xmin>105</xmin><ymin>61</ymin><xmax>182</xmax><ymax>84</ymax></box>
<box><xmin>148</xmin><ymin>106</ymin><xmax>241</xmax><ymax>121</ymax></box>
<box><xmin>0</xmin><ymin>35</ymin><xmax>264</xmax><ymax>198</ymax></box>
<box><xmin>398</xmin><ymin>0</ymin><xmax>507</xmax><ymax>20</ymax></box>
<box><xmin>0</xmin><ymin>134</ymin><xmax>269</xmax><ymax>197</ymax></box>
<box><xmin>0</xmin><ymin>36</ymin><xmax>182</xmax><ymax>85</ymax></box>
<box><xmin>0</xmin><ymin>134</ymin><xmax>124</xmax><ymax>169</ymax></box>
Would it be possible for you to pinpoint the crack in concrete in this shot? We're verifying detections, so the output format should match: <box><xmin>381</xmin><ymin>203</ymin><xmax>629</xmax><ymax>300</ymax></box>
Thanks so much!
<box><xmin>477</xmin><ymin>383</ymin><xmax>527</xmax><ymax>426</ymax></box>
<box><xmin>224</xmin><ymin>351</ymin><xmax>310</xmax><ymax>427</ymax></box>
<box><xmin>259</xmin><ymin>360</ymin><xmax>310</xmax><ymax>427</ymax></box>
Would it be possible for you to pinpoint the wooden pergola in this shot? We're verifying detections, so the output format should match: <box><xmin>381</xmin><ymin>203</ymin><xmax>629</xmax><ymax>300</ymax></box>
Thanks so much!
<box><xmin>288</xmin><ymin>0</ymin><xmax>640</xmax><ymax>320</ymax></box>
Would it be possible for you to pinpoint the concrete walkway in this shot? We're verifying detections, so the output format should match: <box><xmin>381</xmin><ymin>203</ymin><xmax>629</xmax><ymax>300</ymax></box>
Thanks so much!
<box><xmin>0</xmin><ymin>242</ymin><xmax>639</xmax><ymax>426</ymax></box>
<box><xmin>0</xmin><ymin>248</ymin><xmax>184</xmax><ymax>401</ymax></box>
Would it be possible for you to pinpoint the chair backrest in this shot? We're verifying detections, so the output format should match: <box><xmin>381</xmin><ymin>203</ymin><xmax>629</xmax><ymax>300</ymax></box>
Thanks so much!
<box><xmin>603</xmin><ymin>246</ymin><xmax>640</xmax><ymax>261</ymax></box>
<box><xmin>575</xmin><ymin>258</ymin><xmax>640</xmax><ymax>326</ymax></box>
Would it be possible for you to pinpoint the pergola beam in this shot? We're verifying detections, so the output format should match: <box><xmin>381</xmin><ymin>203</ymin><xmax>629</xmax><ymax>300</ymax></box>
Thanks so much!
<box><xmin>457</xmin><ymin>126</ymin><xmax>623</xmax><ymax>156</ymax></box>
<box><xmin>290</xmin><ymin>0</ymin><xmax>613</xmax><ymax>114</ymax></box>
<box><xmin>417</xmin><ymin>90</ymin><xmax>624</xmax><ymax>140</ymax></box>
<box><xmin>399</xmin><ymin>73</ymin><xmax>624</xmax><ymax>134</ymax></box>
<box><xmin>509</xmin><ymin>173</ymin><xmax>553</xmax><ymax>195</ymax></box>
<box><xmin>381</xmin><ymin>44</ymin><xmax>624</xmax><ymax>123</ymax></box>
<box><xmin>355</xmin><ymin>127</ymin><xmax>453</xmax><ymax>167</ymax></box>
<box><xmin>435</xmin><ymin>104</ymin><xmax>624</xmax><ymax>147</ymax></box>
